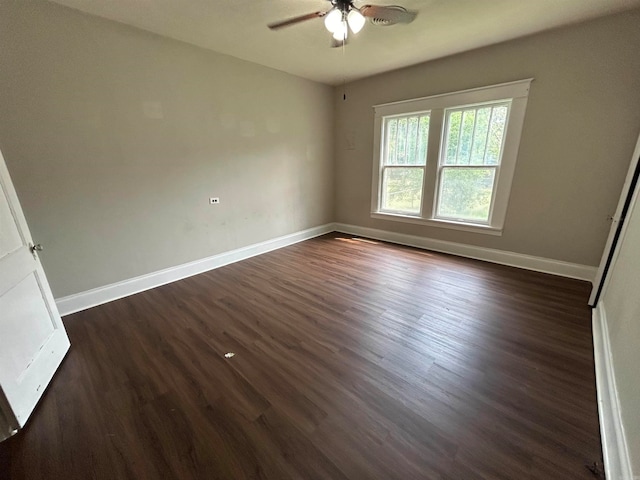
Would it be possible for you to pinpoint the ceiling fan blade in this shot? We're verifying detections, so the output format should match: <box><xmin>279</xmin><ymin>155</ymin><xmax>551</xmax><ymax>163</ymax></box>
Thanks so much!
<box><xmin>268</xmin><ymin>11</ymin><xmax>326</xmax><ymax>30</ymax></box>
<box><xmin>360</xmin><ymin>5</ymin><xmax>417</xmax><ymax>24</ymax></box>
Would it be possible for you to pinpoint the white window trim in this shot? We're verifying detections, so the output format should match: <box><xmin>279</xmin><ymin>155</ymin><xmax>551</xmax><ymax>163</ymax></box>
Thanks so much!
<box><xmin>371</xmin><ymin>78</ymin><xmax>533</xmax><ymax>235</ymax></box>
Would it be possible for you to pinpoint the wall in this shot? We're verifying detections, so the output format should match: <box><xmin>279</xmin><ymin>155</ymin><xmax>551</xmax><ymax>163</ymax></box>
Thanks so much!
<box><xmin>0</xmin><ymin>1</ymin><xmax>334</xmax><ymax>298</ymax></box>
<box><xmin>600</xmin><ymin>173</ymin><xmax>640</xmax><ymax>474</ymax></box>
<box><xmin>334</xmin><ymin>9</ymin><xmax>640</xmax><ymax>267</ymax></box>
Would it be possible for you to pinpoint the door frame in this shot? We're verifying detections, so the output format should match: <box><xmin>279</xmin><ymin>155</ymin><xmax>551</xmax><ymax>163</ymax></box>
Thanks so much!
<box><xmin>589</xmin><ymin>131</ymin><xmax>640</xmax><ymax>306</ymax></box>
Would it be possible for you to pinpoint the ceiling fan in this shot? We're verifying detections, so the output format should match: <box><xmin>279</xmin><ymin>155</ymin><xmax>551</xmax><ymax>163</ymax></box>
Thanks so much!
<box><xmin>268</xmin><ymin>0</ymin><xmax>417</xmax><ymax>46</ymax></box>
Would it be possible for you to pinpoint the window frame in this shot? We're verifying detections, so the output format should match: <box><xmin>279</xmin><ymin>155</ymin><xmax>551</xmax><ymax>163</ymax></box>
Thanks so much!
<box><xmin>378</xmin><ymin>112</ymin><xmax>431</xmax><ymax>216</ymax></box>
<box><xmin>434</xmin><ymin>100</ymin><xmax>511</xmax><ymax>226</ymax></box>
<box><xmin>371</xmin><ymin>79</ymin><xmax>532</xmax><ymax>236</ymax></box>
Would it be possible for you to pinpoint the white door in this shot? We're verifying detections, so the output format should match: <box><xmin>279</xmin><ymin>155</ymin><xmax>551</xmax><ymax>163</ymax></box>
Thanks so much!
<box><xmin>0</xmin><ymin>148</ymin><xmax>70</xmax><ymax>440</ymax></box>
<box><xmin>589</xmin><ymin>131</ymin><xmax>640</xmax><ymax>306</ymax></box>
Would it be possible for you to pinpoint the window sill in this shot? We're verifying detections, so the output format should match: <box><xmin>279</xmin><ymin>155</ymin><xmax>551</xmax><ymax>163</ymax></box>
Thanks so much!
<box><xmin>371</xmin><ymin>212</ymin><xmax>503</xmax><ymax>236</ymax></box>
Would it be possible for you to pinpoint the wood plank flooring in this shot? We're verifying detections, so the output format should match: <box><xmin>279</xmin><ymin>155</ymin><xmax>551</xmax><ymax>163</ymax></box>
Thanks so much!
<box><xmin>0</xmin><ymin>233</ymin><xmax>602</xmax><ymax>479</ymax></box>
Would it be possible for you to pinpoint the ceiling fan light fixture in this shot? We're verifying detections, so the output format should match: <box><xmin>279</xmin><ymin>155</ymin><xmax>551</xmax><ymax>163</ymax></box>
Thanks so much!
<box><xmin>347</xmin><ymin>9</ymin><xmax>365</xmax><ymax>34</ymax></box>
<box><xmin>324</xmin><ymin>8</ymin><xmax>343</xmax><ymax>33</ymax></box>
<box><xmin>332</xmin><ymin>21</ymin><xmax>348</xmax><ymax>41</ymax></box>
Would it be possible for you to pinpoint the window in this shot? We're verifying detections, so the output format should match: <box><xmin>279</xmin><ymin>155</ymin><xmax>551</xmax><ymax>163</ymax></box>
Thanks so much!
<box><xmin>380</xmin><ymin>114</ymin><xmax>430</xmax><ymax>214</ymax></box>
<box><xmin>371</xmin><ymin>79</ymin><xmax>532</xmax><ymax>235</ymax></box>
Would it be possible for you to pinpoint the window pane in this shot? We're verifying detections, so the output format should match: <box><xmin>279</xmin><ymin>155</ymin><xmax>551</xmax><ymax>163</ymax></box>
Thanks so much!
<box><xmin>417</xmin><ymin>115</ymin><xmax>430</xmax><ymax>165</ymax></box>
<box><xmin>386</xmin><ymin>118</ymin><xmax>397</xmax><ymax>165</ymax></box>
<box><xmin>384</xmin><ymin>115</ymin><xmax>429</xmax><ymax>166</ymax></box>
<box><xmin>470</xmin><ymin>107</ymin><xmax>491</xmax><ymax>165</ymax></box>
<box><xmin>443</xmin><ymin>103</ymin><xmax>510</xmax><ymax>166</ymax></box>
<box><xmin>445</xmin><ymin>111</ymin><xmax>461</xmax><ymax>164</ymax></box>
<box><xmin>458</xmin><ymin>109</ymin><xmax>476</xmax><ymax>165</ymax></box>
<box><xmin>405</xmin><ymin>116</ymin><xmax>419</xmax><ymax>164</ymax></box>
<box><xmin>437</xmin><ymin>167</ymin><xmax>496</xmax><ymax>222</ymax></box>
<box><xmin>486</xmin><ymin>106</ymin><xmax>507</xmax><ymax>165</ymax></box>
<box><xmin>382</xmin><ymin>167</ymin><xmax>424</xmax><ymax>213</ymax></box>
<box><xmin>396</xmin><ymin>117</ymin><xmax>408</xmax><ymax>164</ymax></box>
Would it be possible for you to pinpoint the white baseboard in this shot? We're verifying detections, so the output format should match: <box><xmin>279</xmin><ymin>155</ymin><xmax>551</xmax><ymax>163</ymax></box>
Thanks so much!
<box><xmin>55</xmin><ymin>223</ymin><xmax>334</xmax><ymax>316</ymax></box>
<box><xmin>333</xmin><ymin>223</ymin><xmax>597</xmax><ymax>282</ymax></box>
<box><xmin>592</xmin><ymin>303</ymin><xmax>633</xmax><ymax>480</ymax></box>
<box><xmin>57</xmin><ymin>221</ymin><xmax>597</xmax><ymax>316</ymax></box>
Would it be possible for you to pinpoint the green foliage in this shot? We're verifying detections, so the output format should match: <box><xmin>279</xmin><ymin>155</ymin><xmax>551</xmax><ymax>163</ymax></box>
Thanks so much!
<box><xmin>443</xmin><ymin>104</ymin><xmax>507</xmax><ymax>166</ymax></box>
<box><xmin>382</xmin><ymin>167</ymin><xmax>423</xmax><ymax>213</ymax></box>
<box><xmin>438</xmin><ymin>168</ymin><xmax>495</xmax><ymax>221</ymax></box>
<box><xmin>384</xmin><ymin>115</ymin><xmax>430</xmax><ymax>166</ymax></box>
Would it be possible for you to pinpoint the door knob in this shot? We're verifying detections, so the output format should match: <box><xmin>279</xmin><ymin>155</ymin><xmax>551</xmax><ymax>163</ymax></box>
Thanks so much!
<box><xmin>30</xmin><ymin>243</ymin><xmax>43</xmax><ymax>253</ymax></box>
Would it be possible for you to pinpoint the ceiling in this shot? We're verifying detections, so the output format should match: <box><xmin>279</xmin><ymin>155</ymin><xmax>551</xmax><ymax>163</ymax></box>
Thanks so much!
<box><xmin>49</xmin><ymin>0</ymin><xmax>640</xmax><ymax>85</ymax></box>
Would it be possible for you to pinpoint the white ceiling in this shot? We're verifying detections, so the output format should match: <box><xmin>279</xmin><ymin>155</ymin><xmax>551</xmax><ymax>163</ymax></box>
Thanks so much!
<box><xmin>50</xmin><ymin>0</ymin><xmax>640</xmax><ymax>85</ymax></box>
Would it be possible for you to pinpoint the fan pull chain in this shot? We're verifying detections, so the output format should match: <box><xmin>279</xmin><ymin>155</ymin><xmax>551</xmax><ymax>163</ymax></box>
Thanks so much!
<box><xmin>342</xmin><ymin>37</ymin><xmax>347</xmax><ymax>100</ymax></box>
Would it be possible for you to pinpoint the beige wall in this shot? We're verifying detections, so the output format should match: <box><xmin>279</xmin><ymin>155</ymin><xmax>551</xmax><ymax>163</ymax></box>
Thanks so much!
<box><xmin>334</xmin><ymin>9</ymin><xmax>640</xmax><ymax>267</ymax></box>
<box><xmin>0</xmin><ymin>1</ymin><xmax>334</xmax><ymax>298</ymax></box>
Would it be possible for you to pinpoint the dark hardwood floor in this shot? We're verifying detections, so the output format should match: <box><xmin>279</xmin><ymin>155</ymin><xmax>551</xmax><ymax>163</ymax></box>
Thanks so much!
<box><xmin>0</xmin><ymin>233</ymin><xmax>602</xmax><ymax>479</ymax></box>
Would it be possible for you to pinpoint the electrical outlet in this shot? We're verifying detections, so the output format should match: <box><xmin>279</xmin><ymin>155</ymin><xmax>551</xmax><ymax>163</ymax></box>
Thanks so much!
<box><xmin>209</xmin><ymin>197</ymin><xmax>220</xmax><ymax>205</ymax></box>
